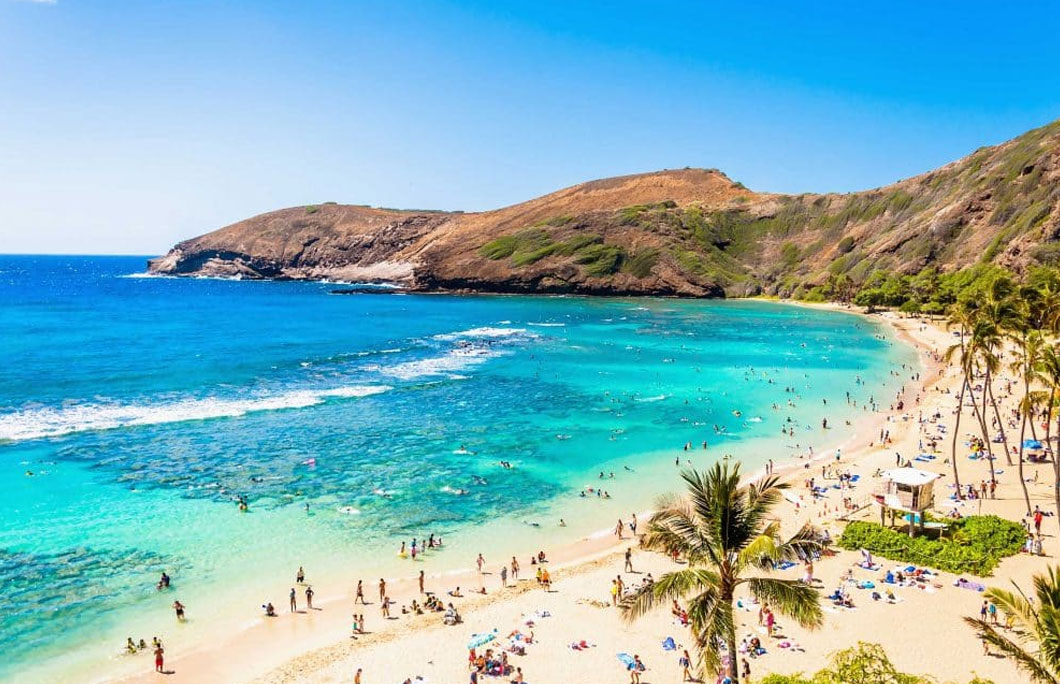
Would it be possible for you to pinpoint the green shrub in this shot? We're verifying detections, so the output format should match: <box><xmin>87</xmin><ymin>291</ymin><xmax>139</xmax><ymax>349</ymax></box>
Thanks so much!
<box><xmin>305</xmin><ymin>205</ymin><xmax>319</xmax><ymax>214</ymax></box>
<box><xmin>511</xmin><ymin>243</ymin><xmax>559</xmax><ymax>267</ymax></box>
<box><xmin>553</xmin><ymin>233</ymin><xmax>603</xmax><ymax>255</ymax></box>
<box><xmin>480</xmin><ymin>236</ymin><xmax>520</xmax><ymax>260</ymax></box>
<box><xmin>837</xmin><ymin>236</ymin><xmax>855</xmax><ymax>254</ymax></box>
<box><xmin>576</xmin><ymin>244</ymin><xmax>626</xmax><ymax>277</ymax></box>
<box><xmin>837</xmin><ymin>516</ymin><xmax>1024</xmax><ymax>576</ymax></box>
<box><xmin>623</xmin><ymin>248</ymin><xmax>659</xmax><ymax>278</ymax></box>
<box><xmin>758</xmin><ymin>642</ymin><xmax>988</xmax><ymax>684</ymax></box>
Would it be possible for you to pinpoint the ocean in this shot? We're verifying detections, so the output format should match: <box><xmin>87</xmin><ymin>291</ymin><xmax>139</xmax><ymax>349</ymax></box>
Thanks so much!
<box><xmin>0</xmin><ymin>255</ymin><xmax>917</xmax><ymax>683</ymax></box>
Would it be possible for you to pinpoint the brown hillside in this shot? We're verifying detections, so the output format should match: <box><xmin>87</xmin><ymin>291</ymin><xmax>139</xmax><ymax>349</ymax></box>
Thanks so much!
<box><xmin>149</xmin><ymin>119</ymin><xmax>1060</xmax><ymax>297</ymax></box>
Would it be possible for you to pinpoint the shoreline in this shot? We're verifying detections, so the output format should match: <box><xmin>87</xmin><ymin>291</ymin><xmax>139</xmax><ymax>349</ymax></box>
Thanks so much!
<box><xmin>106</xmin><ymin>302</ymin><xmax>934</xmax><ymax>684</ymax></box>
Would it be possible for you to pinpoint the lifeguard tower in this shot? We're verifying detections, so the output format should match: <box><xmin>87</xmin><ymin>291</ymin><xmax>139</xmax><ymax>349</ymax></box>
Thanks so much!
<box><xmin>873</xmin><ymin>467</ymin><xmax>940</xmax><ymax>537</ymax></box>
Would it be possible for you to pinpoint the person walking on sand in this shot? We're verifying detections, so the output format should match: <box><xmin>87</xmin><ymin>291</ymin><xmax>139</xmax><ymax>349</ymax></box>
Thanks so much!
<box><xmin>511</xmin><ymin>556</ymin><xmax>520</xmax><ymax>581</ymax></box>
<box><xmin>289</xmin><ymin>587</ymin><xmax>297</xmax><ymax>612</ymax></box>
<box><xmin>356</xmin><ymin>580</ymin><xmax>365</xmax><ymax>604</ymax></box>
<box><xmin>679</xmin><ymin>649</ymin><xmax>692</xmax><ymax>682</ymax></box>
<box><xmin>629</xmin><ymin>654</ymin><xmax>645</xmax><ymax>684</ymax></box>
<box><xmin>378</xmin><ymin>578</ymin><xmax>386</xmax><ymax>603</ymax></box>
<box><xmin>476</xmin><ymin>553</ymin><xmax>485</xmax><ymax>573</ymax></box>
<box><xmin>354</xmin><ymin>668</ymin><xmax>362</xmax><ymax>684</ymax></box>
<box><xmin>615</xmin><ymin>519</ymin><xmax>624</xmax><ymax>540</ymax></box>
<box><xmin>381</xmin><ymin>596</ymin><xmax>390</xmax><ymax>618</ymax></box>
<box><xmin>500</xmin><ymin>564</ymin><xmax>508</xmax><ymax>588</ymax></box>
<box><xmin>296</xmin><ymin>566</ymin><xmax>305</xmax><ymax>583</ymax></box>
<box><xmin>153</xmin><ymin>644</ymin><xmax>165</xmax><ymax>673</ymax></box>
<box><xmin>305</xmin><ymin>585</ymin><xmax>314</xmax><ymax>610</ymax></box>
<box><xmin>419</xmin><ymin>570</ymin><xmax>425</xmax><ymax>594</ymax></box>
<box><xmin>624</xmin><ymin>547</ymin><xmax>634</xmax><ymax>573</ymax></box>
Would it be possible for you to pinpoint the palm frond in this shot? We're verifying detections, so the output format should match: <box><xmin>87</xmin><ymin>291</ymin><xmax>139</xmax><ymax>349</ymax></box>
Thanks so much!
<box><xmin>965</xmin><ymin>617</ymin><xmax>1060</xmax><ymax>684</ymax></box>
<box><xmin>744</xmin><ymin>576</ymin><xmax>823</xmax><ymax>629</ymax></box>
<box><xmin>620</xmin><ymin>567</ymin><xmax>721</xmax><ymax>623</ymax></box>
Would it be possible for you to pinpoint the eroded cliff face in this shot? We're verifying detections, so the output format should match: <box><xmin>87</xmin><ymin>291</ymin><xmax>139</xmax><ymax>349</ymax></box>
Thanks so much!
<box><xmin>150</xmin><ymin>120</ymin><xmax>1060</xmax><ymax>297</ymax></box>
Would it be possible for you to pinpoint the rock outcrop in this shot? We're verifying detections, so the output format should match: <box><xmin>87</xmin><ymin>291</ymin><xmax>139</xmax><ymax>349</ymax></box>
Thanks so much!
<box><xmin>150</xmin><ymin>119</ymin><xmax>1060</xmax><ymax>297</ymax></box>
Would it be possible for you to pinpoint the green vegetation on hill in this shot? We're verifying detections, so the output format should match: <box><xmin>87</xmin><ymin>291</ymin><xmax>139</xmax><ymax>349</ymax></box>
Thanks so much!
<box><xmin>837</xmin><ymin>516</ymin><xmax>1025</xmax><ymax>576</ymax></box>
<box><xmin>479</xmin><ymin>225</ymin><xmax>632</xmax><ymax>278</ymax></box>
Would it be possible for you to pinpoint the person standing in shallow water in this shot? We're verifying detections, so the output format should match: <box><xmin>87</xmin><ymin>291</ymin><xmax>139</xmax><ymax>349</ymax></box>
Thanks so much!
<box><xmin>355</xmin><ymin>580</ymin><xmax>365</xmax><ymax>604</ymax></box>
<box><xmin>289</xmin><ymin>588</ymin><xmax>297</xmax><ymax>612</ymax></box>
<box><xmin>305</xmin><ymin>585</ymin><xmax>314</xmax><ymax>610</ymax></box>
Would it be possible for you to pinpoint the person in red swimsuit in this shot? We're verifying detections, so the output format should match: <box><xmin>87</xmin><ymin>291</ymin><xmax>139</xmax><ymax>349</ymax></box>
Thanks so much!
<box><xmin>154</xmin><ymin>645</ymin><xmax>164</xmax><ymax>673</ymax></box>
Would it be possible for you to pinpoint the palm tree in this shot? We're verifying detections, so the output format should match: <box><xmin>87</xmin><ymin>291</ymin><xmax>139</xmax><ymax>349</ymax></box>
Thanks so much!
<box><xmin>1012</xmin><ymin>328</ymin><xmax>1043</xmax><ymax>516</ymax></box>
<box><xmin>965</xmin><ymin>566</ymin><xmax>1060</xmax><ymax>683</ymax></box>
<box><xmin>979</xmin><ymin>282</ymin><xmax>1022</xmax><ymax>469</ymax></box>
<box><xmin>621</xmin><ymin>464</ymin><xmax>824</xmax><ymax>683</ymax></box>
<box><xmin>1037</xmin><ymin>344</ymin><xmax>1060</xmax><ymax>546</ymax></box>
<box><xmin>945</xmin><ymin>303</ymin><xmax>979</xmax><ymax>499</ymax></box>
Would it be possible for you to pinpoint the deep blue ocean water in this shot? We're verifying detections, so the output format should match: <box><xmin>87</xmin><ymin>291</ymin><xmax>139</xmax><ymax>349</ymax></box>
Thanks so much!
<box><xmin>0</xmin><ymin>255</ymin><xmax>916</xmax><ymax>683</ymax></box>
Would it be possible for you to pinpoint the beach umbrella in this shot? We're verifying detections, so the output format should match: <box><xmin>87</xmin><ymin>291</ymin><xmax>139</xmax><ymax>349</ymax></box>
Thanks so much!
<box><xmin>467</xmin><ymin>629</ymin><xmax>497</xmax><ymax>650</ymax></box>
<box><xmin>1024</xmin><ymin>439</ymin><xmax>1044</xmax><ymax>450</ymax></box>
<box><xmin>617</xmin><ymin>653</ymin><xmax>635</xmax><ymax>668</ymax></box>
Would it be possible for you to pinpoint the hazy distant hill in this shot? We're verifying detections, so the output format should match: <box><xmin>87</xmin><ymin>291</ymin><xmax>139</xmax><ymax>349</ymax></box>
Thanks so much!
<box><xmin>149</xmin><ymin>119</ymin><xmax>1060</xmax><ymax>297</ymax></box>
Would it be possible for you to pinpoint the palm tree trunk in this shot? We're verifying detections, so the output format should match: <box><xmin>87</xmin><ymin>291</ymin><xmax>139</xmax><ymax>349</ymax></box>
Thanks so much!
<box><xmin>987</xmin><ymin>378</ymin><xmax>1014</xmax><ymax>466</ymax></box>
<box><xmin>951</xmin><ymin>378</ymin><xmax>967</xmax><ymax>498</ymax></box>
<box><xmin>1054</xmin><ymin>407</ymin><xmax>1060</xmax><ymax>553</ymax></box>
<box><xmin>970</xmin><ymin>375</ymin><xmax>998</xmax><ymax>486</ymax></box>
<box><xmin>1017</xmin><ymin>394</ymin><xmax>1032</xmax><ymax>516</ymax></box>
<box><xmin>721</xmin><ymin>586</ymin><xmax>738</xmax><ymax>684</ymax></box>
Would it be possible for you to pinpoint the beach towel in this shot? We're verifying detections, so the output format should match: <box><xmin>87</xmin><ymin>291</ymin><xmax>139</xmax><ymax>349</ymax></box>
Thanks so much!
<box><xmin>777</xmin><ymin>560</ymin><xmax>796</xmax><ymax>570</ymax></box>
<box><xmin>661</xmin><ymin>637</ymin><xmax>676</xmax><ymax>651</ymax></box>
<box><xmin>955</xmin><ymin>578</ymin><xmax>986</xmax><ymax>592</ymax></box>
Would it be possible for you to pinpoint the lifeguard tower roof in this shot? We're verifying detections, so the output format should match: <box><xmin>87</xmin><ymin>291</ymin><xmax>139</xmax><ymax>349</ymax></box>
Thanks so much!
<box><xmin>881</xmin><ymin>467</ymin><xmax>939</xmax><ymax>486</ymax></box>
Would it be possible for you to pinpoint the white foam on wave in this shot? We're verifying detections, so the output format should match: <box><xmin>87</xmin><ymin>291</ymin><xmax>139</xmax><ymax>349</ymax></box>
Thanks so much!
<box><xmin>379</xmin><ymin>348</ymin><xmax>502</xmax><ymax>380</ymax></box>
<box><xmin>0</xmin><ymin>385</ymin><xmax>391</xmax><ymax>442</ymax></box>
<box><xmin>527</xmin><ymin>322</ymin><xmax>565</xmax><ymax>327</ymax></box>
<box><xmin>432</xmin><ymin>326</ymin><xmax>529</xmax><ymax>341</ymax></box>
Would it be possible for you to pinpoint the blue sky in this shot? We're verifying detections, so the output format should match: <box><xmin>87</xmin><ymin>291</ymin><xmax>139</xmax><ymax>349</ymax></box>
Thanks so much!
<box><xmin>1</xmin><ymin>1</ymin><xmax>1059</xmax><ymax>255</ymax></box>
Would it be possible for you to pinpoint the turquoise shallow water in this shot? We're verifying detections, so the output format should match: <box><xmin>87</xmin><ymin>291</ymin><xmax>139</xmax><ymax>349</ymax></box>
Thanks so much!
<box><xmin>0</xmin><ymin>255</ymin><xmax>916</xmax><ymax>683</ymax></box>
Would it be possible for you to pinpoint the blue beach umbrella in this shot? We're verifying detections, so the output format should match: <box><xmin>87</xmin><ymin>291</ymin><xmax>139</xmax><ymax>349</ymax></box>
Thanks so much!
<box><xmin>467</xmin><ymin>629</ymin><xmax>497</xmax><ymax>650</ymax></box>
<box><xmin>1024</xmin><ymin>439</ymin><xmax>1044</xmax><ymax>450</ymax></box>
<box><xmin>617</xmin><ymin>653</ymin><xmax>636</xmax><ymax>668</ymax></box>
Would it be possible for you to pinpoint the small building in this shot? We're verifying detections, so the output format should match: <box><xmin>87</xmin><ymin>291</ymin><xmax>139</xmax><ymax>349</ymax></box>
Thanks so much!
<box><xmin>872</xmin><ymin>467</ymin><xmax>940</xmax><ymax>537</ymax></box>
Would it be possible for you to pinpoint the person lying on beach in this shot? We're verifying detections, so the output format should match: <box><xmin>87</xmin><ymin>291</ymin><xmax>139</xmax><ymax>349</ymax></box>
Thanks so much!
<box><xmin>448</xmin><ymin>587</ymin><xmax>463</xmax><ymax>597</ymax></box>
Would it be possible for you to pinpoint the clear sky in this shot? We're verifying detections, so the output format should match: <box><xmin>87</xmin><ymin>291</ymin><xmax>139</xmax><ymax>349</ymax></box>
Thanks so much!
<box><xmin>2</xmin><ymin>1</ymin><xmax>1059</xmax><ymax>255</ymax></box>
